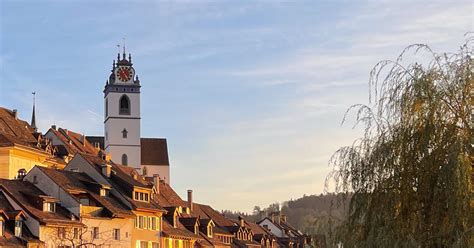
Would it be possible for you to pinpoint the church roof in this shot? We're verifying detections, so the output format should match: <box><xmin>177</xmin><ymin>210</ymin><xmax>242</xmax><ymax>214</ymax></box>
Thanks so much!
<box><xmin>86</xmin><ymin>136</ymin><xmax>170</xmax><ymax>166</ymax></box>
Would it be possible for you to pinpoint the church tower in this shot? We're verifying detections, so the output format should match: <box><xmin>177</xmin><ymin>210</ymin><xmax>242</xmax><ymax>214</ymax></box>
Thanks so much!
<box><xmin>104</xmin><ymin>49</ymin><xmax>141</xmax><ymax>168</ymax></box>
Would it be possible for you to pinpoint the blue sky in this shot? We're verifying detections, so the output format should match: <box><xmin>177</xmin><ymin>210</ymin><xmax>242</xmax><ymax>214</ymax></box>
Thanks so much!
<box><xmin>0</xmin><ymin>0</ymin><xmax>472</xmax><ymax>212</ymax></box>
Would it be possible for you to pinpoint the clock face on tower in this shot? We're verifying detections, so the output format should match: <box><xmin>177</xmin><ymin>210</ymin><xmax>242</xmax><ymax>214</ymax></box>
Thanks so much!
<box><xmin>116</xmin><ymin>66</ymin><xmax>134</xmax><ymax>82</ymax></box>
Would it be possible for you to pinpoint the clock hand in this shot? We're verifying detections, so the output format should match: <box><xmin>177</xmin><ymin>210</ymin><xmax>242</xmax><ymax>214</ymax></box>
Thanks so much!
<box><xmin>119</xmin><ymin>70</ymin><xmax>127</xmax><ymax>80</ymax></box>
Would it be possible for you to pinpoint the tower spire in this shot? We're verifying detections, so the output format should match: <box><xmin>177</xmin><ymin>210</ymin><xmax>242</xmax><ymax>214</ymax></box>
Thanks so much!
<box><xmin>122</xmin><ymin>37</ymin><xmax>126</xmax><ymax>60</ymax></box>
<box><xmin>31</xmin><ymin>92</ymin><xmax>37</xmax><ymax>132</ymax></box>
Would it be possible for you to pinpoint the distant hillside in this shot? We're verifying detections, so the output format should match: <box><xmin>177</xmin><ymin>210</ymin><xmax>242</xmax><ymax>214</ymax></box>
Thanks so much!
<box><xmin>222</xmin><ymin>193</ymin><xmax>351</xmax><ymax>247</ymax></box>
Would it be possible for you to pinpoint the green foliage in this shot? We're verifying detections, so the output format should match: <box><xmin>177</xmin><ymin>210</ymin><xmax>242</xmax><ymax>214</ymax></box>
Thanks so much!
<box><xmin>326</xmin><ymin>38</ymin><xmax>474</xmax><ymax>247</ymax></box>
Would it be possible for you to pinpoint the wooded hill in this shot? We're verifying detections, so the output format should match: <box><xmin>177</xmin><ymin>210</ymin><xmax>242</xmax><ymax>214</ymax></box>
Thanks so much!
<box><xmin>222</xmin><ymin>193</ymin><xmax>350</xmax><ymax>246</ymax></box>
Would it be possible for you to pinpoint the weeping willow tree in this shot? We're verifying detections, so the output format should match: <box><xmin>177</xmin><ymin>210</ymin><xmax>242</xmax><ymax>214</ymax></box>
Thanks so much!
<box><xmin>326</xmin><ymin>38</ymin><xmax>473</xmax><ymax>248</ymax></box>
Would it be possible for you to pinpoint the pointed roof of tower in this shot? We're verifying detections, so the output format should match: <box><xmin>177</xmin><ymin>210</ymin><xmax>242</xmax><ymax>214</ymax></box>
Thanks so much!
<box><xmin>31</xmin><ymin>92</ymin><xmax>37</xmax><ymax>132</ymax></box>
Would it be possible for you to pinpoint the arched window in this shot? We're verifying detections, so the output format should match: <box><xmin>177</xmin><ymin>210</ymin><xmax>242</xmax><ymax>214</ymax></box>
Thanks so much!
<box><xmin>122</xmin><ymin>154</ymin><xmax>128</xmax><ymax>165</ymax></box>
<box><xmin>119</xmin><ymin>95</ymin><xmax>130</xmax><ymax>115</ymax></box>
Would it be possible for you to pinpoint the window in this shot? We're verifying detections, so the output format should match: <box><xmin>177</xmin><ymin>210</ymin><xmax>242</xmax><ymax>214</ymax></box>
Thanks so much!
<box><xmin>73</xmin><ymin>228</ymin><xmax>79</xmax><ymax>239</ymax></box>
<box><xmin>134</xmin><ymin>192</ymin><xmax>150</xmax><ymax>202</ymax></box>
<box><xmin>151</xmin><ymin>242</ymin><xmax>159</xmax><ymax>248</ymax></box>
<box><xmin>140</xmin><ymin>241</ymin><xmax>149</xmax><ymax>248</ymax></box>
<box><xmin>119</xmin><ymin>95</ymin><xmax>130</xmax><ymax>115</ymax></box>
<box><xmin>14</xmin><ymin>220</ymin><xmax>22</xmax><ymax>237</ymax></box>
<box><xmin>44</xmin><ymin>202</ymin><xmax>56</xmax><ymax>212</ymax></box>
<box><xmin>151</xmin><ymin>217</ymin><xmax>157</xmax><ymax>230</ymax></box>
<box><xmin>92</xmin><ymin>227</ymin><xmax>99</xmax><ymax>239</ymax></box>
<box><xmin>105</xmin><ymin>98</ymin><xmax>108</xmax><ymax>118</ymax></box>
<box><xmin>58</xmin><ymin>227</ymin><xmax>66</xmax><ymax>239</ymax></box>
<box><xmin>207</xmin><ymin>225</ymin><xmax>213</xmax><ymax>238</ymax></box>
<box><xmin>100</xmin><ymin>188</ymin><xmax>108</xmax><ymax>197</ymax></box>
<box><xmin>0</xmin><ymin>220</ymin><xmax>4</xmax><ymax>236</ymax></box>
<box><xmin>122</xmin><ymin>154</ymin><xmax>128</xmax><ymax>165</ymax></box>
<box><xmin>138</xmin><ymin>216</ymin><xmax>144</xmax><ymax>229</ymax></box>
<box><xmin>122</xmin><ymin>128</ymin><xmax>128</xmax><ymax>138</ymax></box>
<box><xmin>173</xmin><ymin>213</ymin><xmax>177</xmax><ymax>228</ymax></box>
<box><xmin>113</xmin><ymin>228</ymin><xmax>120</xmax><ymax>240</ymax></box>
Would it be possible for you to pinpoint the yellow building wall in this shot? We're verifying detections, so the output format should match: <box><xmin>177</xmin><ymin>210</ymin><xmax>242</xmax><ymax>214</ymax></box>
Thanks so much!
<box><xmin>162</xmin><ymin>238</ymin><xmax>194</xmax><ymax>248</ymax></box>
<box><xmin>0</xmin><ymin>146</ymin><xmax>55</xmax><ymax>179</ymax></box>
<box><xmin>131</xmin><ymin>211</ymin><xmax>162</xmax><ymax>248</ymax></box>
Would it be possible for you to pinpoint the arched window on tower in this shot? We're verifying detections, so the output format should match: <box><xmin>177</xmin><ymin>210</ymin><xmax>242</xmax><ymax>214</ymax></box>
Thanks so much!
<box><xmin>119</xmin><ymin>95</ymin><xmax>130</xmax><ymax>115</ymax></box>
<box><xmin>122</xmin><ymin>154</ymin><xmax>128</xmax><ymax>165</ymax></box>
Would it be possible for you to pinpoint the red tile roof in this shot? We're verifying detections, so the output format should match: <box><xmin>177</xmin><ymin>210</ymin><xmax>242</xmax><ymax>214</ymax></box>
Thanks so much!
<box><xmin>141</xmin><ymin>138</ymin><xmax>169</xmax><ymax>165</ymax></box>
<box><xmin>47</xmin><ymin>128</ymin><xmax>99</xmax><ymax>156</ymax></box>
<box><xmin>0</xmin><ymin>108</ymin><xmax>36</xmax><ymax>144</ymax></box>
<box><xmin>0</xmin><ymin>179</ymin><xmax>83</xmax><ymax>227</ymax></box>
<box><xmin>36</xmin><ymin>166</ymin><xmax>133</xmax><ymax>218</ymax></box>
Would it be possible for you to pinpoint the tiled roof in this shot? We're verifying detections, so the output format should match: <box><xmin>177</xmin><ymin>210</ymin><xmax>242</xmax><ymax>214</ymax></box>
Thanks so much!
<box><xmin>36</xmin><ymin>167</ymin><xmax>133</xmax><ymax>218</ymax></box>
<box><xmin>0</xmin><ymin>108</ymin><xmax>36</xmax><ymax>144</ymax></box>
<box><xmin>154</xmin><ymin>181</ymin><xmax>188</xmax><ymax>208</ymax></box>
<box><xmin>141</xmin><ymin>138</ymin><xmax>169</xmax><ymax>165</ymax></box>
<box><xmin>162</xmin><ymin>219</ymin><xmax>201</xmax><ymax>240</ymax></box>
<box><xmin>48</xmin><ymin>128</ymin><xmax>98</xmax><ymax>156</ymax></box>
<box><xmin>194</xmin><ymin>203</ymin><xmax>236</xmax><ymax>228</ymax></box>
<box><xmin>0</xmin><ymin>179</ymin><xmax>82</xmax><ymax>226</ymax></box>
<box><xmin>77</xmin><ymin>153</ymin><xmax>165</xmax><ymax>212</ymax></box>
<box><xmin>0</xmin><ymin>192</ymin><xmax>43</xmax><ymax>247</ymax></box>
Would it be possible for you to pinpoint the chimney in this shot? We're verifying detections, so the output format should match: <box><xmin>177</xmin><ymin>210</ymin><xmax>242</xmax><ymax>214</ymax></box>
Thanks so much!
<box><xmin>153</xmin><ymin>174</ymin><xmax>160</xmax><ymax>194</ymax></box>
<box><xmin>187</xmin><ymin>190</ymin><xmax>193</xmax><ymax>211</ymax></box>
<box><xmin>51</xmin><ymin>125</ymin><xmax>56</xmax><ymax>130</ymax></box>
<box><xmin>271</xmin><ymin>213</ymin><xmax>276</xmax><ymax>222</ymax></box>
<box><xmin>101</xmin><ymin>164</ymin><xmax>111</xmax><ymax>178</ymax></box>
<box><xmin>12</xmin><ymin>109</ymin><xmax>18</xmax><ymax>119</ymax></box>
<box><xmin>82</xmin><ymin>134</ymin><xmax>86</xmax><ymax>146</ymax></box>
<box><xmin>238</xmin><ymin>216</ymin><xmax>244</xmax><ymax>227</ymax></box>
<box><xmin>281</xmin><ymin>214</ymin><xmax>287</xmax><ymax>222</ymax></box>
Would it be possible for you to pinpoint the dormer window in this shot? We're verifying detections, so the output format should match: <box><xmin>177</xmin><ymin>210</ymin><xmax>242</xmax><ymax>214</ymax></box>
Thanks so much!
<box><xmin>14</xmin><ymin>220</ymin><xmax>22</xmax><ymax>237</ymax></box>
<box><xmin>174</xmin><ymin>215</ymin><xmax>179</xmax><ymax>228</ymax></box>
<box><xmin>0</xmin><ymin>218</ymin><xmax>4</xmax><ymax>236</ymax></box>
<box><xmin>133</xmin><ymin>191</ymin><xmax>150</xmax><ymax>202</ymax></box>
<box><xmin>207</xmin><ymin>225</ymin><xmax>213</xmax><ymax>238</ymax></box>
<box><xmin>100</xmin><ymin>188</ymin><xmax>109</xmax><ymax>197</ymax></box>
<box><xmin>43</xmin><ymin>202</ymin><xmax>56</xmax><ymax>212</ymax></box>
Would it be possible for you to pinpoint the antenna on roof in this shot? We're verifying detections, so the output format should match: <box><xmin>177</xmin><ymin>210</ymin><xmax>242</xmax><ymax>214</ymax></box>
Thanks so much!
<box><xmin>31</xmin><ymin>92</ymin><xmax>37</xmax><ymax>133</ymax></box>
<box><xmin>122</xmin><ymin>37</ymin><xmax>126</xmax><ymax>59</ymax></box>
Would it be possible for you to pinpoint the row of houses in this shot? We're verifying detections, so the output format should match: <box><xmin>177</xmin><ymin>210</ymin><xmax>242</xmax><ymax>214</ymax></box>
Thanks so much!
<box><xmin>0</xmin><ymin>106</ymin><xmax>310</xmax><ymax>248</ymax></box>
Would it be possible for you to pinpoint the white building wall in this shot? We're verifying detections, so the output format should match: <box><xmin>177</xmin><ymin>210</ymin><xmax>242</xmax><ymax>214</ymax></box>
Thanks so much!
<box><xmin>105</xmin><ymin>91</ymin><xmax>141</xmax><ymax>169</ymax></box>
<box><xmin>259</xmin><ymin>219</ymin><xmax>286</xmax><ymax>237</ymax></box>
<box><xmin>142</xmin><ymin>165</ymin><xmax>170</xmax><ymax>184</ymax></box>
<box><xmin>0</xmin><ymin>189</ymin><xmax>41</xmax><ymax>237</ymax></box>
<box><xmin>24</xmin><ymin>167</ymin><xmax>81</xmax><ymax>216</ymax></box>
